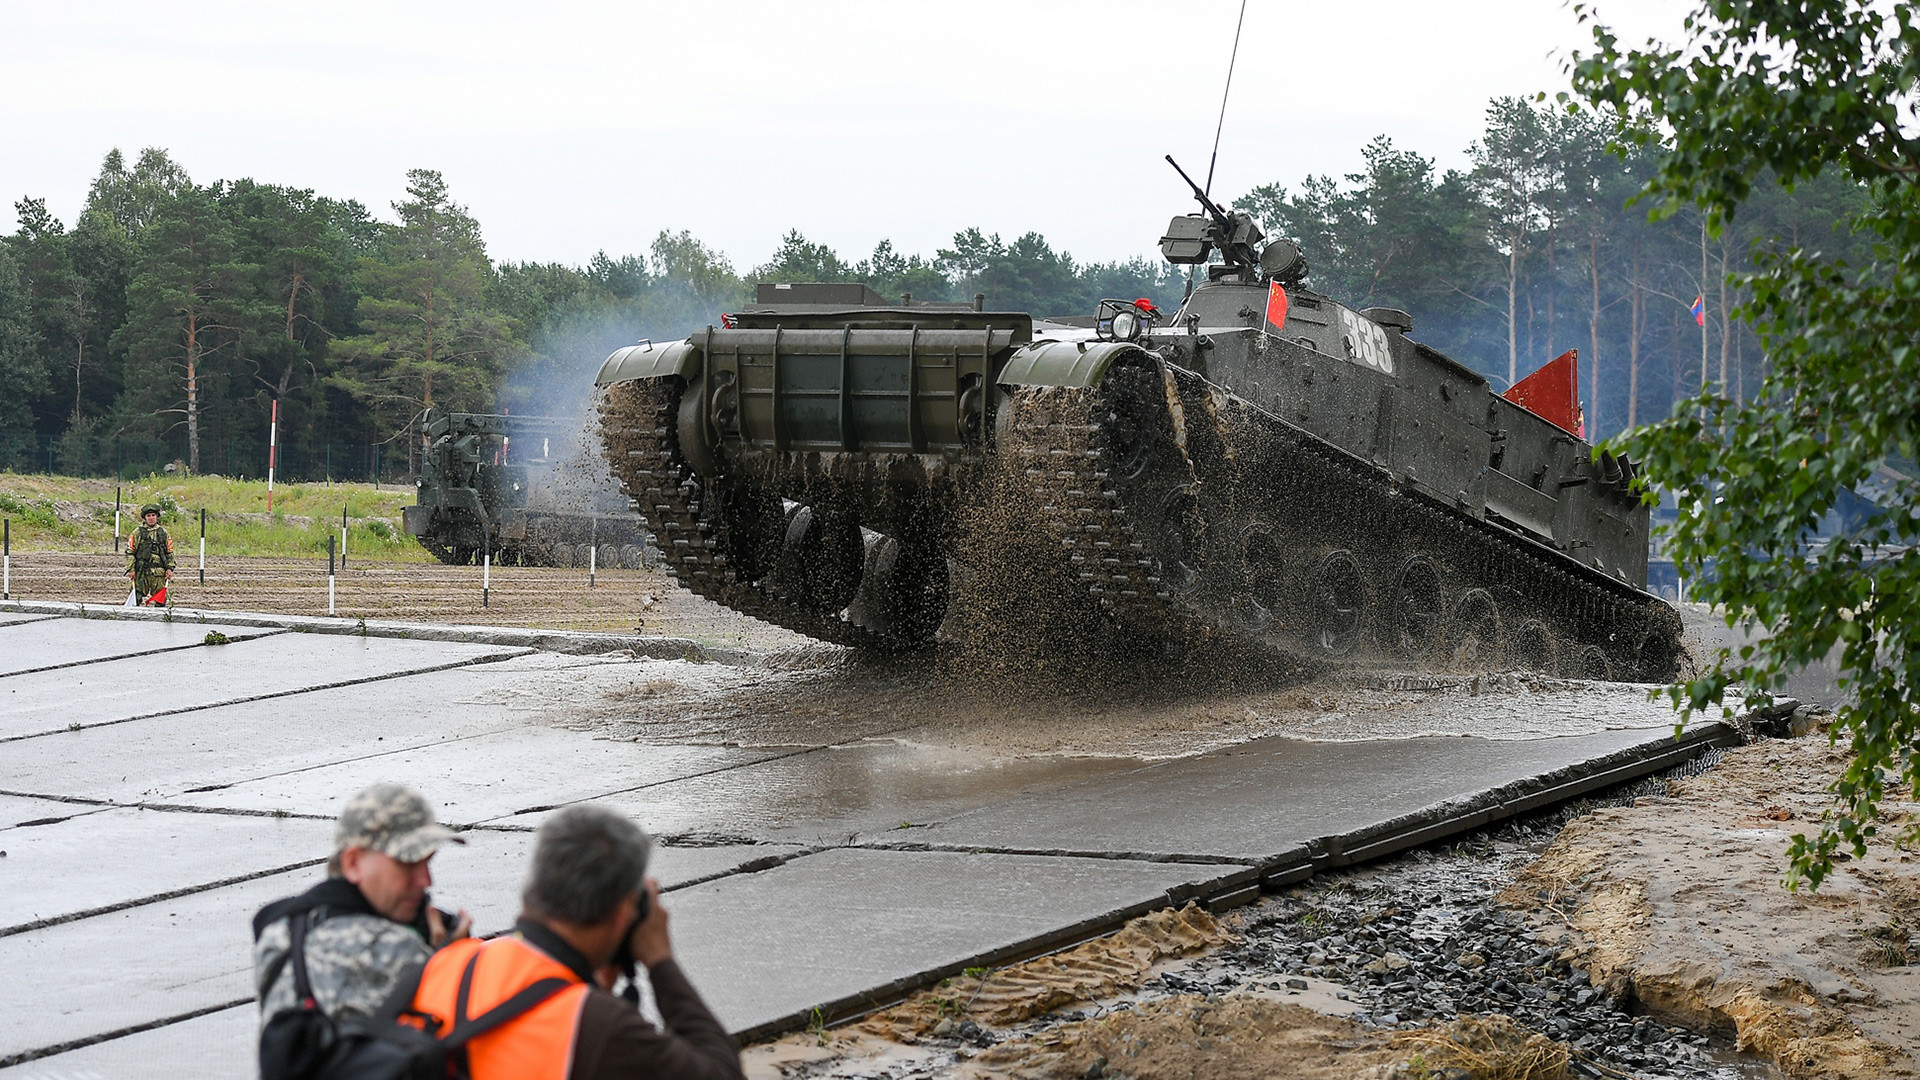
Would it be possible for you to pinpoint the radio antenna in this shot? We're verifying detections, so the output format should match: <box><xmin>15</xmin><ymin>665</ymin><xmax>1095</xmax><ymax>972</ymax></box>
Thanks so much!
<box><xmin>1202</xmin><ymin>0</ymin><xmax>1249</xmax><ymax>198</ymax></box>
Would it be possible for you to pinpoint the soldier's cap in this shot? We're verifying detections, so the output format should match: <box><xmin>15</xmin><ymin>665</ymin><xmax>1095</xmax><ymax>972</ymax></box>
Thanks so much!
<box><xmin>140</xmin><ymin>504</ymin><xmax>161</xmax><ymax>516</ymax></box>
<box><xmin>334</xmin><ymin>783</ymin><xmax>463</xmax><ymax>863</ymax></box>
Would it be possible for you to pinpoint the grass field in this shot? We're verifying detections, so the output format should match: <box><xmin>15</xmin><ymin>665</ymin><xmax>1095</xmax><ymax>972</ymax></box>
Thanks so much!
<box><xmin>0</xmin><ymin>472</ymin><xmax>431</xmax><ymax>560</ymax></box>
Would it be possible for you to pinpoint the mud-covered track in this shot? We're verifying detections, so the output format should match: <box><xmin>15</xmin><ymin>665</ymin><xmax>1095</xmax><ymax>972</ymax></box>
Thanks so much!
<box><xmin>598</xmin><ymin>378</ymin><xmax>888</xmax><ymax>649</ymax></box>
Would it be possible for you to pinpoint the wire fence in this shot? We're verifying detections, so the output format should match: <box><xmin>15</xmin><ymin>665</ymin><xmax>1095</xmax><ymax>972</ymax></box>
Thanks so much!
<box><xmin>0</xmin><ymin>432</ymin><xmax>409</xmax><ymax>485</ymax></box>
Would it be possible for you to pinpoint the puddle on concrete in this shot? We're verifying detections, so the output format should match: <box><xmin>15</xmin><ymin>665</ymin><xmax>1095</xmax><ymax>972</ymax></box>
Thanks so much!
<box><xmin>529</xmin><ymin>650</ymin><xmax>1688</xmax><ymax>770</ymax></box>
<box><xmin>594</xmin><ymin>740</ymin><xmax>1147</xmax><ymax>840</ymax></box>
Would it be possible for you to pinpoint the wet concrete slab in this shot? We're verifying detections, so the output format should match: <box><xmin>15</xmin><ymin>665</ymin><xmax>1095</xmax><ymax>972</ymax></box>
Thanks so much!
<box><xmin>901</xmin><ymin>724</ymin><xmax>1737</xmax><ymax>878</ymax></box>
<box><xmin>0</xmin><ymin>807</ymin><xmax>332</xmax><ymax>931</ymax></box>
<box><xmin>666</xmin><ymin>847</ymin><xmax>1255</xmax><ymax>1040</ymax></box>
<box><xmin>0</xmin><ymin>865</ymin><xmax>298</xmax><ymax>1064</ymax></box>
<box><xmin>0</xmin><ymin>618</ymin><xmax>278</xmax><ymax>676</ymax></box>
<box><xmin>161</xmin><ymin>731</ymin><xmax>790</xmax><ymax>826</ymax></box>
<box><xmin>0</xmin><ymin>659</ymin><xmax>630</xmax><ymax>803</ymax></box>
<box><xmin>590</xmin><ymin>740</ymin><xmax>1149</xmax><ymax>843</ymax></box>
<box><xmin>0</xmin><ymin>634</ymin><xmax>530</xmax><ymax>740</ymax></box>
<box><xmin>0</xmin><ymin>1002</ymin><xmax>253</xmax><ymax>1080</ymax></box>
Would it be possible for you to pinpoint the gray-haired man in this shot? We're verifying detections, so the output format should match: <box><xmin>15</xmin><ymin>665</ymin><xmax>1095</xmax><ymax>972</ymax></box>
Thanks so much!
<box><xmin>399</xmin><ymin>805</ymin><xmax>742</xmax><ymax>1079</ymax></box>
<box><xmin>252</xmin><ymin>783</ymin><xmax>473</xmax><ymax>1025</ymax></box>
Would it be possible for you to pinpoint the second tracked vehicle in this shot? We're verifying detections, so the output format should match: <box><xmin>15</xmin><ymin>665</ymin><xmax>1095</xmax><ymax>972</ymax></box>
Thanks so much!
<box><xmin>595</xmin><ymin>205</ymin><xmax>1683</xmax><ymax>681</ymax></box>
<box><xmin>404</xmin><ymin>408</ymin><xmax>651</xmax><ymax>568</ymax></box>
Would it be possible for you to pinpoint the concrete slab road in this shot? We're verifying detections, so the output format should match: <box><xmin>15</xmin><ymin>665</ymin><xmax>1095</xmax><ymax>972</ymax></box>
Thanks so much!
<box><xmin>0</xmin><ymin>618</ymin><xmax>275</xmax><ymax>676</ymax></box>
<box><xmin>0</xmin><ymin>632</ymin><xmax>529</xmax><ymax>740</ymax></box>
<box><xmin>668</xmin><ymin>847</ymin><xmax>1255</xmax><ymax>1041</ymax></box>
<box><xmin>0</xmin><ymin>612</ymin><xmax>1733</xmax><ymax>1080</ymax></box>
<box><xmin>899</xmin><ymin>724</ymin><xmax>1737</xmax><ymax>883</ymax></box>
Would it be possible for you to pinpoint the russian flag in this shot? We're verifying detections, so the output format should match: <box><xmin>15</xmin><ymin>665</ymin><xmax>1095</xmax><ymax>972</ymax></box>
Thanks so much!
<box><xmin>1690</xmin><ymin>295</ymin><xmax>1706</xmax><ymax>327</ymax></box>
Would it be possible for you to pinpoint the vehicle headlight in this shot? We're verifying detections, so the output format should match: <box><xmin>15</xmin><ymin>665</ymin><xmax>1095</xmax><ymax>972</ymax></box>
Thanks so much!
<box><xmin>1112</xmin><ymin>308</ymin><xmax>1141</xmax><ymax>342</ymax></box>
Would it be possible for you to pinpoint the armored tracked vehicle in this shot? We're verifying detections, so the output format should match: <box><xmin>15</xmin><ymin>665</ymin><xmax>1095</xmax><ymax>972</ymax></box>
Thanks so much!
<box><xmin>403</xmin><ymin>408</ymin><xmax>651</xmax><ymax>568</ymax></box>
<box><xmin>594</xmin><ymin>207</ymin><xmax>1683</xmax><ymax>681</ymax></box>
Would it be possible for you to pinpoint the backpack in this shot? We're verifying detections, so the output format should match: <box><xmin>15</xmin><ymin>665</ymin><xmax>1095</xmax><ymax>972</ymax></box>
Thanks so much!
<box><xmin>259</xmin><ymin>915</ymin><xmax>570</xmax><ymax>1080</ymax></box>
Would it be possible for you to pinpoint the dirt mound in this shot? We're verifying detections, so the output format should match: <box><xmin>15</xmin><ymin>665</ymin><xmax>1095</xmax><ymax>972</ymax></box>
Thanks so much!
<box><xmin>955</xmin><ymin>999</ymin><xmax>1575</xmax><ymax>1080</ymax></box>
<box><xmin>959</xmin><ymin>996</ymin><xmax>1386</xmax><ymax>1079</ymax></box>
<box><xmin>862</xmin><ymin>904</ymin><xmax>1235</xmax><ymax>1038</ymax></box>
<box><xmin>1507</xmin><ymin>733</ymin><xmax>1920</xmax><ymax>1078</ymax></box>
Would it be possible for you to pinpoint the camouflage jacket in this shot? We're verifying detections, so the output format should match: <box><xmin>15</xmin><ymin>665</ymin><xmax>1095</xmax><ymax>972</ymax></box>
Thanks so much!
<box><xmin>127</xmin><ymin>524</ymin><xmax>175</xmax><ymax>574</ymax></box>
<box><xmin>252</xmin><ymin>879</ymin><xmax>432</xmax><ymax>1027</ymax></box>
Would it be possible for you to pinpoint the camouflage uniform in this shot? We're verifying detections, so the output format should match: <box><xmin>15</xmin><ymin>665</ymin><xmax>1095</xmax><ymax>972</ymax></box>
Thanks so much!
<box><xmin>126</xmin><ymin>509</ymin><xmax>174</xmax><ymax>603</ymax></box>
<box><xmin>252</xmin><ymin>783</ymin><xmax>462</xmax><ymax>1027</ymax></box>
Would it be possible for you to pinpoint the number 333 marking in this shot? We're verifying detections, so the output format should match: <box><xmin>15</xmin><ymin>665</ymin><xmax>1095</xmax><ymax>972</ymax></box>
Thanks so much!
<box><xmin>1337</xmin><ymin>308</ymin><xmax>1395</xmax><ymax>375</ymax></box>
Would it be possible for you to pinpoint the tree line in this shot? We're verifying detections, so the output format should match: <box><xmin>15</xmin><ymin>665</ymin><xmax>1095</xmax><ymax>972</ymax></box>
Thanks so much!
<box><xmin>0</xmin><ymin>96</ymin><xmax>1870</xmax><ymax>479</ymax></box>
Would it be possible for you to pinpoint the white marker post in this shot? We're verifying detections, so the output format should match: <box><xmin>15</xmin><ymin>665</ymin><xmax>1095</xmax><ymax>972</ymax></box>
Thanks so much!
<box><xmin>340</xmin><ymin>505</ymin><xmax>349</xmax><ymax>569</ymax></box>
<box><xmin>113</xmin><ymin>486</ymin><xmax>121</xmax><ymax>552</ymax></box>
<box><xmin>198</xmin><ymin>508</ymin><xmax>206</xmax><ymax>586</ymax></box>
<box><xmin>588</xmin><ymin>516</ymin><xmax>598</xmax><ymax>588</ymax></box>
<box><xmin>3</xmin><ymin>518</ymin><xmax>11</xmax><ymax>600</ymax></box>
<box><xmin>266</xmin><ymin>399</ymin><xmax>280</xmax><ymax>513</ymax></box>
<box><xmin>482</xmin><ymin>549</ymin><xmax>491</xmax><ymax>609</ymax></box>
<box><xmin>327</xmin><ymin>534</ymin><xmax>337</xmax><ymax>616</ymax></box>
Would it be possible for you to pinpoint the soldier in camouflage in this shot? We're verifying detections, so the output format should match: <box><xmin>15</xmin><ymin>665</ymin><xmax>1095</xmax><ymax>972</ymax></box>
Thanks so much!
<box><xmin>251</xmin><ymin>783</ymin><xmax>472</xmax><ymax>1026</ymax></box>
<box><xmin>125</xmin><ymin>504</ymin><xmax>174</xmax><ymax>604</ymax></box>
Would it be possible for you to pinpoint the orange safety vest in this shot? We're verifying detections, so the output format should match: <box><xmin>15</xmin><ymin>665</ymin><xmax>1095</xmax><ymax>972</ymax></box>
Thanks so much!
<box><xmin>410</xmin><ymin>936</ymin><xmax>592</xmax><ymax>1080</ymax></box>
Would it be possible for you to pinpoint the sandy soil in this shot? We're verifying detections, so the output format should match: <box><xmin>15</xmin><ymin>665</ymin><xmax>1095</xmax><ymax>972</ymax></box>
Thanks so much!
<box><xmin>1510</xmin><ymin>733</ymin><xmax>1920</xmax><ymax>1078</ymax></box>
<box><xmin>747</xmin><ymin>904</ymin><xmax>1578</xmax><ymax>1080</ymax></box>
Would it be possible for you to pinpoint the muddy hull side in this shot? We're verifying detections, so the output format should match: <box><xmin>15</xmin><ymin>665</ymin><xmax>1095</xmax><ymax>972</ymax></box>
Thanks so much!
<box><xmin>998</xmin><ymin>359</ymin><xmax>1682</xmax><ymax>681</ymax></box>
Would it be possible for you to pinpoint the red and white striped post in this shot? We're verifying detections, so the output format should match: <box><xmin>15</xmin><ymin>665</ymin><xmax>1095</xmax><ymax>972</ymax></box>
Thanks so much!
<box><xmin>266</xmin><ymin>399</ymin><xmax>280</xmax><ymax>512</ymax></box>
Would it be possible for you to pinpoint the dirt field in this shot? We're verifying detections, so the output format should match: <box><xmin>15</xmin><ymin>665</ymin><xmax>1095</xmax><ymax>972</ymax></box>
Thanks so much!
<box><xmin>1513</xmin><ymin>733</ymin><xmax>1920</xmax><ymax>1078</ymax></box>
<box><xmin>0</xmin><ymin>550</ymin><xmax>809</xmax><ymax>648</ymax></box>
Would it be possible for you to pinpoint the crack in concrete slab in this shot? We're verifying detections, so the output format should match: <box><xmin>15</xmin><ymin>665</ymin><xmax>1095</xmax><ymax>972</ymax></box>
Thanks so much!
<box><xmin>0</xmin><ymin>649</ymin><xmax>532</xmax><ymax>745</ymax></box>
<box><xmin>0</xmin><ymin>999</ymin><xmax>252</xmax><ymax>1069</ymax></box>
<box><xmin>0</xmin><ymin>627</ymin><xmax>288</xmax><ymax>679</ymax></box>
<box><xmin>0</xmin><ymin>858</ymin><xmax>327</xmax><ymax>939</ymax></box>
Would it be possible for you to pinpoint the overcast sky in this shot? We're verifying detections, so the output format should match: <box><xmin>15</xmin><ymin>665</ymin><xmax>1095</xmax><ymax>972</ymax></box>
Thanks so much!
<box><xmin>2</xmin><ymin>0</ymin><xmax>1685</xmax><ymax>271</ymax></box>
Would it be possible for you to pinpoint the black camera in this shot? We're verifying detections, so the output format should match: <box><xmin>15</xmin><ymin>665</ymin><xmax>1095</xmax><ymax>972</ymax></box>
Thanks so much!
<box><xmin>609</xmin><ymin>889</ymin><xmax>652</xmax><ymax>1004</ymax></box>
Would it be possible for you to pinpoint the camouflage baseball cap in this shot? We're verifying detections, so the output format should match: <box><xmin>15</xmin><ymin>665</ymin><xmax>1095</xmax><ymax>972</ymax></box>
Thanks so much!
<box><xmin>333</xmin><ymin>783</ymin><xmax>462</xmax><ymax>863</ymax></box>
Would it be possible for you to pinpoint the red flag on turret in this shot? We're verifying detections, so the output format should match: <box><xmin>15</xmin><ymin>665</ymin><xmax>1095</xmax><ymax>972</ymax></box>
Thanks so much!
<box><xmin>1503</xmin><ymin>349</ymin><xmax>1582</xmax><ymax>437</ymax></box>
<box><xmin>1264</xmin><ymin>281</ymin><xmax>1289</xmax><ymax>332</ymax></box>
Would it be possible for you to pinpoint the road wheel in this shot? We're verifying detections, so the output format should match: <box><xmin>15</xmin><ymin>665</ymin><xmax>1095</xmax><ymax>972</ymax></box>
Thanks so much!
<box><xmin>851</xmin><ymin>537</ymin><xmax>951</xmax><ymax>644</ymax></box>
<box><xmin>1388</xmin><ymin>555</ymin><xmax>1444</xmax><ymax>658</ymax></box>
<box><xmin>1448</xmin><ymin>588</ymin><xmax>1503</xmax><ymax>669</ymax></box>
<box><xmin>1510</xmin><ymin>619</ymin><xmax>1557</xmax><ymax>673</ymax></box>
<box><xmin>1310</xmin><ymin>550</ymin><xmax>1368</xmax><ymax>656</ymax></box>
<box><xmin>775</xmin><ymin>505</ymin><xmax>866</xmax><ymax>613</ymax></box>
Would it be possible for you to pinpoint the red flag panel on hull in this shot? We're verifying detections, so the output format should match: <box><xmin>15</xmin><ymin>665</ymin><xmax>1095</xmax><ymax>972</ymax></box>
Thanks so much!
<box><xmin>1503</xmin><ymin>349</ymin><xmax>1582</xmax><ymax>437</ymax></box>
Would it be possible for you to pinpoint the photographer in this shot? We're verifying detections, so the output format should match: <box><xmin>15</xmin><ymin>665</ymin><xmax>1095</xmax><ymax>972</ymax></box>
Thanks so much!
<box><xmin>252</xmin><ymin>783</ymin><xmax>472</xmax><ymax>1025</ymax></box>
<box><xmin>404</xmin><ymin>805</ymin><xmax>742</xmax><ymax>1079</ymax></box>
